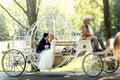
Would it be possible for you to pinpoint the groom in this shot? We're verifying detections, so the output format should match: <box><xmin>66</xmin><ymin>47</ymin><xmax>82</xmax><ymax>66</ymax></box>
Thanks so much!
<box><xmin>36</xmin><ymin>33</ymin><xmax>51</xmax><ymax>53</ymax></box>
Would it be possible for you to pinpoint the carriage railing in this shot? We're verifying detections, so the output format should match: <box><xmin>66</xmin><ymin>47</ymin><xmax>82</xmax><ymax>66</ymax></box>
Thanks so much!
<box><xmin>5</xmin><ymin>35</ymin><xmax>34</xmax><ymax>57</ymax></box>
<box><xmin>8</xmin><ymin>36</ymin><xmax>28</xmax><ymax>51</ymax></box>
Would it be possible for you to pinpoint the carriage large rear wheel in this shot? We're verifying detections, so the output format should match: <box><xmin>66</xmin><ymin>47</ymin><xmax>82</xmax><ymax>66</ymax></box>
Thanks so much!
<box><xmin>82</xmin><ymin>53</ymin><xmax>103</xmax><ymax>77</ymax></box>
<box><xmin>2</xmin><ymin>49</ymin><xmax>26</xmax><ymax>77</ymax></box>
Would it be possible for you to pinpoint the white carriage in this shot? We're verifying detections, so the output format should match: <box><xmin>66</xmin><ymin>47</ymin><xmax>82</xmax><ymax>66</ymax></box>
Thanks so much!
<box><xmin>2</xmin><ymin>15</ymin><xmax>119</xmax><ymax>77</ymax></box>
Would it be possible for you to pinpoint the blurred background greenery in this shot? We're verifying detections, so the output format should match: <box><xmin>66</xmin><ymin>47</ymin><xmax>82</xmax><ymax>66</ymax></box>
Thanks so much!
<box><xmin>0</xmin><ymin>0</ymin><xmax>120</xmax><ymax>42</ymax></box>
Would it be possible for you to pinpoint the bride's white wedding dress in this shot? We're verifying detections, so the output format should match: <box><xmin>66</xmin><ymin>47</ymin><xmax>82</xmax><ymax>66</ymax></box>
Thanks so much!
<box><xmin>38</xmin><ymin>41</ymin><xmax>55</xmax><ymax>70</ymax></box>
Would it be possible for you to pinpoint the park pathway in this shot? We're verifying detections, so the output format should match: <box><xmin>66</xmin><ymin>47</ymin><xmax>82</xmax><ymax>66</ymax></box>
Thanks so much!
<box><xmin>0</xmin><ymin>71</ymin><xmax>120</xmax><ymax>80</ymax></box>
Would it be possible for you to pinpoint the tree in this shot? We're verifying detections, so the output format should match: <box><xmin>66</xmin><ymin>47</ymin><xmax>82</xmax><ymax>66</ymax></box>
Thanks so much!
<box><xmin>0</xmin><ymin>0</ymin><xmax>41</xmax><ymax>30</ymax></box>
<box><xmin>103</xmin><ymin>0</ymin><xmax>111</xmax><ymax>41</ymax></box>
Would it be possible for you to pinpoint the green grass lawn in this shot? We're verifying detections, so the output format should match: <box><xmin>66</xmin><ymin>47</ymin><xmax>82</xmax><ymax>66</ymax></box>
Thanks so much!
<box><xmin>51</xmin><ymin>56</ymin><xmax>84</xmax><ymax>72</ymax></box>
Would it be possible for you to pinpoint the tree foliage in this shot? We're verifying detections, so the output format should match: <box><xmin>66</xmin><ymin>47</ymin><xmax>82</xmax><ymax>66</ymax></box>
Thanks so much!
<box><xmin>108</xmin><ymin>0</ymin><xmax>120</xmax><ymax>36</ymax></box>
<box><xmin>0</xmin><ymin>14</ymin><xmax>9</xmax><ymax>41</ymax></box>
<box><xmin>1</xmin><ymin>0</ymin><xmax>120</xmax><ymax>41</ymax></box>
<box><xmin>0</xmin><ymin>0</ymin><xmax>41</xmax><ymax>30</ymax></box>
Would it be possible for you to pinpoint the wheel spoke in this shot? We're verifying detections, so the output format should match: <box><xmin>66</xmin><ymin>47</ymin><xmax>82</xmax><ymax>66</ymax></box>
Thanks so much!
<box><xmin>16</xmin><ymin>66</ymin><xmax>20</xmax><ymax>72</ymax></box>
<box><xmin>10</xmin><ymin>65</ymin><xmax>14</xmax><ymax>71</ymax></box>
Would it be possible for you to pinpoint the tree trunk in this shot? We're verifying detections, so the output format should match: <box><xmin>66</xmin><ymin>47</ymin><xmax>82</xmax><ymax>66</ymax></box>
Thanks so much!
<box><xmin>26</xmin><ymin>0</ymin><xmax>37</xmax><ymax>27</ymax></box>
<box><xmin>103</xmin><ymin>0</ymin><xmax>111</xmax><ymax>41</ymax></box>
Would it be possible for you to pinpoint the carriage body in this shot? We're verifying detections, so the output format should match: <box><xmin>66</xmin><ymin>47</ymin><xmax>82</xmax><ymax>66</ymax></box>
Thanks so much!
<box><xmin>2</xmin><ymin>16</ymin><xmax>91</xmax><ymax>77</ymax></box>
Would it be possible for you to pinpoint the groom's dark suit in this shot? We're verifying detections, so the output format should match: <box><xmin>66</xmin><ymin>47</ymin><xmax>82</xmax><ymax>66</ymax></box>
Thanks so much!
<box><xmin>36</xmin><ymin>38</ymin><xmax>51</xmax><ymax>53</ymax></box>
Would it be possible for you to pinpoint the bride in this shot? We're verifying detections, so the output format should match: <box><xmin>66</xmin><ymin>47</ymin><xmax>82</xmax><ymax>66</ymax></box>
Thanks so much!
<box><xmin>37</xmin><ymin>33</ymin><xmax>56</xmax><ymax>70</ymax></box>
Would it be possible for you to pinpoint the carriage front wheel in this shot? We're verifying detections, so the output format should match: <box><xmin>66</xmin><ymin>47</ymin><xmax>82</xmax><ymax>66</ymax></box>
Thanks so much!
<box><xmin>82</xmin><ymin>53</ymin><xmax>103</xmax><ymax>77</ymax></box>
<box><xmin>2</xmin><ymin>49</ymin><xmax>26</xmax><ymax>77</ymax></box>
